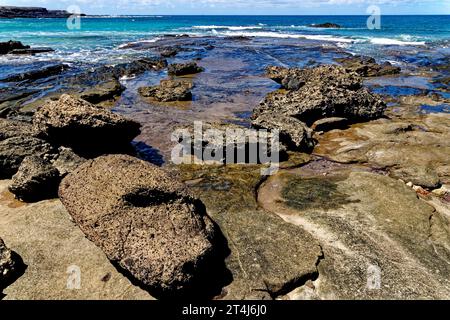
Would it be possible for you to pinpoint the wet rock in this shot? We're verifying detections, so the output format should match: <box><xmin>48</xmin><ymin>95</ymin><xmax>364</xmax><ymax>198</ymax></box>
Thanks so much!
<box><xmin>159</xmin><ymin>46</ymin><xmax>180</xmax><ymax>58</ymax></box>
<box><xmin>0</xmin><ymin>40</ymin><xmax>29</xmax><ymax>55</ymax></box>
<box><xmin>51</xmin><ymin>147</ymin><xmax>86</xmax><ymax>177</ymax></box>
<box><xmin>139</xmin><ymin>79</ymin><xmax>193</xmax><ymax>102</ymax></box>
<box><xmin>59</xmin><ymin>154</ymin><xmax>223</xmax><ymax>297</ymax></box>
<box><xmin>0</xmin><ymin>237</ymin><xmax>24</xmax><ymax>291</ymax></box>
<box><xmin>9</xmin><ymin>156</ymin><xmax>60</xmax><ymax>202</ymax></box>
<box><xmin>168</xmin><ymin>62</ymin><xmax>204</xmax><ymax>76</ymax></box>
<box><xmin>79</xmin><ymin>79</ymin><xmax>125</xmax><ymax>104</ymax></box>
<box><xmin>8</xmin><ymin>47</ymin><xmax>54</xmax><ymax>55</ymax></box>
<box><xmin>1</xmin><ymin>64</ymin><xmax>68</xmax><ymax>83</ymax></box>
<box><xmin>310</xmin><ymin>23</ymin><xmax>341</xmax><ymax>28</ymax></box>
<box><xmin>335</xmin><ymin>56</ymin><xmax>401</xmax><ymax>77</ymax></box>
<box><xmin>175</xmin><ymin>164</ymin><xmax>322</xmax><ymax>299</ymax></box>
<box><xmin>32</xmin><ymin>94</ymin><xmax>141</xmax><ymax>156</ymax></box>
<box><xmin>311</xmin><ymin>117</ymin><xmax>348</xmax><ymax>132</ymax></box>
<box><xmin>0</xmin><ymin>136</ymin><xmax>55</xmax><ymax>178</ymax></box>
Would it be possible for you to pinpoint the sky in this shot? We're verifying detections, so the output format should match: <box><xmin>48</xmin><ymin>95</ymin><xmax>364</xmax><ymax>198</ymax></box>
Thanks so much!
<box><xmin>0</xmin><ymin>0</ymin><xmax>449</xmax><ymax>15</ymax></box>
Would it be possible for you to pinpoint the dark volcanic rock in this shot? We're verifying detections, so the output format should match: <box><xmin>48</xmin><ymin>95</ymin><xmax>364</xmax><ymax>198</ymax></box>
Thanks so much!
<box><xmin>139</xmin><ymin>79</ymin><xmax>193</xmax><ymax>102</ymax></box>
<box><xmin>9</xmin><ymin>156</ymin><xmax>60</xmax><ymax>202</ymax></box>
<box><xmin>8</xmin><ymin>47</ymin><xmax>54</xmax><ymax>55</ymax></box>
<box><xmin>0</xmin><ymin>136</ymin><xmax>54</xmax><ymax>178</ymax></box>
<box><xmin>310</xmin><ymin>22</ymin><xmax>341</xmax><ymax>28</ymax></box>
<box><xmin>168</xmin><ymin>62</ymin><xmax>204</xmax><ymax>76</ymax></box>
<box><xmin>0</xmin><ymin>237</ymin><xmax>24</xmax><ymax>291</ymax></box>
<box><xmin>32</xmin><ymin>94</ymin><xmax>141</xmax><ymax>156</ymax></box>
<box><xmin>335</xmin><ymin>55</ymin><xmax>401</xmax><ymax>77</ymax></box>
<box><xmin>159</xmin><ymin>46</ymin><xmax>180</xmax><ymax>58</ymax></box>
<box><xmin>0</xmin><ymin>40</ymin><xmax>29</xmax><ymax>54</ymax></box>
<box><xmin>1</xmin><ymin>64</ymin><xmax>68</xmax><ymax>82</ymax></box>
<box><xmin>59</xmin><ymin>154</ymin><xmax>222</xmax><ymax>296</ymax></box>
<box><xmin>0</xmin><ymin>6</ymin><xmax>81</xmax><ymax>18</ymax></box>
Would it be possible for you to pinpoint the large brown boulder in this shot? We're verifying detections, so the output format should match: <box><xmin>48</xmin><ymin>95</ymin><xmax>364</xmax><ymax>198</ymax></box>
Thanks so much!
<box><xmin>139</xmin><ymin>79</ymin><xmax>193</xmax><ymax>102</ymax></box>
<box><xmin>32</xmin><ymin>94</ymin><xmax>141</xmax><ymax>156</ymax></box>
<box><xmin>59</xmin><ymin>154</ymin><xmax>223</xmax><ymax>297</ymax></box>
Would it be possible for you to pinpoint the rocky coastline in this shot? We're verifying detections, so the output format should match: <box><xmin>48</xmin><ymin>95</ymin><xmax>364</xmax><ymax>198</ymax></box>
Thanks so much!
<box><xmin>0</xmin><ymin>6</ymin><xmax>84</xmax><ymax>18</ymax></box>
<box><xmin>0</xmin><ymin>33</ymin><xmax>449</xmax><ymax>300</ymax></box>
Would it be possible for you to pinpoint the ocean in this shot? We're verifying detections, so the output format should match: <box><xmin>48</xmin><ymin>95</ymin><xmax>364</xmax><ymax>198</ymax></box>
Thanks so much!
<box><xmin>0</xmin><ymin>15</ymin><xmax>449</xmax><ymax>65</ymax></box>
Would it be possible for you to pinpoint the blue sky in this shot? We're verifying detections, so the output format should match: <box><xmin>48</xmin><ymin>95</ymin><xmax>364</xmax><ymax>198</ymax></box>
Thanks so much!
<box><xmin>0</xmin><ymin>0</ymin><xmax>449</xmax><ymax>15</ymax></box>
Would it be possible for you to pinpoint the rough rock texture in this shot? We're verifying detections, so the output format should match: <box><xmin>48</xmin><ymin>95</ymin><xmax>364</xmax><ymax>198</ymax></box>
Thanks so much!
<box><xmin>0</xmin><ymin>118</ymin><xmax>36</xmax><ymax>140</ymax></box>
<box><xmin>59</xmin><ymin>154</ymin><xmax>224</xmax><ymax>297</ymax></box>
<box><xmin>314</xmin><ymin>114</ymin><xmax>450</xmax><ymax>186</ymax></box>
<box><xmin>252</xmin><ymin>114</ymin><xmax>315</xmax><ymax>152</ymax></box>
<box><xmin>335</xmin><ymin>56</ymin><xmax>401</xmax><ymax>77</ymax></box>
<box><xmin>79</xmin><ymin>79</ymin><xmax>125</xmax><ymax>104</ymax></box>
<box><xmin>168</xmin><ymin>62</ymin><xmax>204</xmax><ymax>76</ymax></box>
<box><xmin>32</xmin><ymin>94</ymin><xmax>141</xmax><ymax>156</ymax></box>
<box><xmin>0</xmin><ymin>136</ymin><xmax>54</xmax><ymax>178</ymax></box>
<box><xmin>9</xmin><ymin>156</ymin><xmax>60</xmax><ymax>202</ymax></box>
<box><xmin>0</xmin><ymin>237</ymin><xmax>24</xmax><ymax>291</ymax></box>
<box><xmin>259</xmin><ymin>168</ymin><xmax>450</xmax><ymax>299</ymax></box>
<box><xmin>159</xmin><ymin>47</ymin><xmax>180</xmax><ymax>58</ymax></box>
<box><xmin>139</xmin><ymin>79</ymin><xmax>193</xmax><ymax>102</ymax></box>
<box><xmin>254</xmin><ymin>65</ymin><xmax>385</xmax><ymax>151</ymax></box>
<box><xmin>0</xmin><ymin>180</ymin><xmax>153</xmax><ymax>300</ymax></box>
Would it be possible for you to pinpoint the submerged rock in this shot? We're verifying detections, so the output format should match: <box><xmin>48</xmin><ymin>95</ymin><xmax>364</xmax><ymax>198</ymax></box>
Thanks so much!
<box><xmin>9</xmin><ymin>156</ymin><xmax>60</xmax><ymax>202</ymax></box>
<box><xmin>335</xmin><ymin>55</ymin><xmax>401</xmax><ymax>77</ymax></box>
<box><xmin>139</xmin><ymin>79</ymin><xmax>193</xmax><ymax>102</ymax></box>
<box><xmin>59</xmin><ymin>154</ymin><xmax>223</xmax><ymax>297</ymax></box>
<box><xmin>168</xmin><ymin>62</ymin><xmax>204</xmax><ymax>76</ymax></box>
<box><xmin>32</xmin><ymin>94</ymin><xmax>141</xmax><ymax>156</ymax></box>
<box><xmin>159</xmin><ymin>46</ymin><xmax>180</xmax><ymax>58</ymax></box>
<box><xmin>0</xmin><ymin>237</ymin><xmax>24</xmax><ymax>291</ymax></box>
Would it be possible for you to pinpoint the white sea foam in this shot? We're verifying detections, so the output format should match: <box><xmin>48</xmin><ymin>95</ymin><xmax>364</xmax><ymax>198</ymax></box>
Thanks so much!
<box><xmin>215</xmin><ymin>30</ymin><xmax>354</xmax><ymax>43</ymax></box>
<box><xmin>193</xmin><ymin>25</ymin><xmax>263</xmax><ymax>30</ymax></box>
<box><xmin>368</xmin><ymin>37</ymin><xmax>426</xmax><ymax>46</ymax></box>
<box><xmin>117</xmin><ymin>38</ymin><xmax>161</xmax><ymax>49</ymax></box>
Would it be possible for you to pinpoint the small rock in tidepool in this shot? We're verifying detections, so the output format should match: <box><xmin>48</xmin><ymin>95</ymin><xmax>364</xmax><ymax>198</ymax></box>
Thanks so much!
<box><xmin>51</xmin><ymin>147</ymin><xmax>86</xmax><ymax>178</ymax></box>
<box><xmin>335</xmin><ymin>55</ymin><xmax>401</xmax><ymax>77</ymax></box>
<box><xmin>79</xmin><ymin>78</ymin><xmax>125</xmax><ymax>104</ymax></box>
<box><xmin>0</xmin><ymin>40</ymin><xmax>29</xmax><ymax>55</ymax></box>
<box><xmin>59</xmin><ymin>154</ymin><xmax>222</xmax><ymax>297</ymax></box>
<box><xmin>168</xmin><ymin>62</ymin><xmax>204</xmax><ymax>76</ymax></box>
<box><xmin>139</xmin><ymin>79</ymin><xmax>193</xmax><ymax>102</ymax></box>
<box><xmin>252</xmin><ymin>113</ymin><xmax>315</xmax><ymax>152</ymax></box>
<box><xmin>0</xmin><ymin>237</ymin><xmax>24</xmax><ymax>291</ymax></box>
<box><xmin>0</xmin><ymin>136</ymin><xmax>55</xmax><ymax>178</ymax></box>
<box><xmin>9</xmin><ymin>156</ymin><xmax>60</xmax><ymax>202</ymax></box>
<box><xmin>32</xmin><ymin>94</ymin><xmax>141</xmax><ymax>157</ymax></box>
<box><xmin>159</xmin><ymin>46</ymin><xmax>180</xmax><ymax>58</ymax></box>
